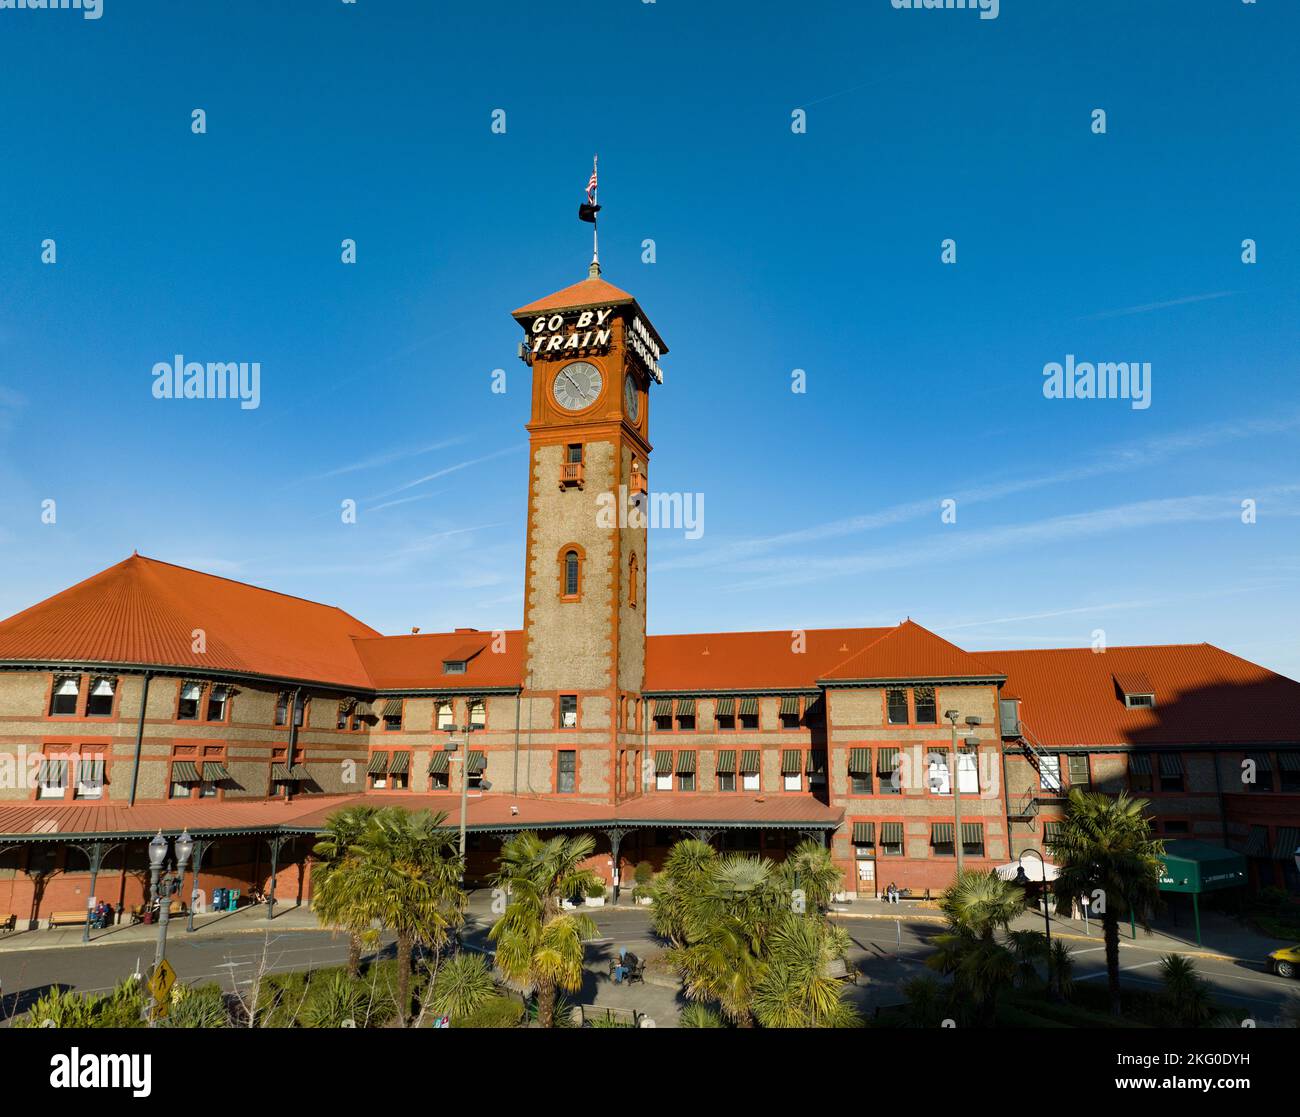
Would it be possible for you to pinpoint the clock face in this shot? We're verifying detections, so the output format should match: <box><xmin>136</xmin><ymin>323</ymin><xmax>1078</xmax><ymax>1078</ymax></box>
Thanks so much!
<box><xmin>623</xmin><ymin>374</ymin><xmax>639</xmax><ymax>422</ymax></box>
<box><xmin>553</xmin><ymin>361</ymin><xmax>603</xmax><ymax>411</ymax></box>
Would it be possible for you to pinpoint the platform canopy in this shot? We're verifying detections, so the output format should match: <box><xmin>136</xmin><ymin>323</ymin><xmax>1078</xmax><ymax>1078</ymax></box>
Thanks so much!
<box><xmin>1157</xmin><ymin>840</ymin><xmax>1248</xmax><ymax>894</ymax></box>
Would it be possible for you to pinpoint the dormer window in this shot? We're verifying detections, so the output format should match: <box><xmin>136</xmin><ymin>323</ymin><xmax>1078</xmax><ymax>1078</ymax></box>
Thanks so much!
<box><xmin>443</xmin><ymin>660</ymin><xmax>467</xmax><ymax>675</ymax></box>
<box><xmin>1114</xmin><ymin>672</ymin><xmax>1156</xmax><ymax>709</ymax></box>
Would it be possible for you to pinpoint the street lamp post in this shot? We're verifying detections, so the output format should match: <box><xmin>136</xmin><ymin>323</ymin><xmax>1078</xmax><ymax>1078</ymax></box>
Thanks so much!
<box><xmin>1015</xmin><ymin>847</ymin><xmax>1054</xmax><ymax>998</ymax></box>
<box><xmin>146</xmin><ymin>828</ymin><xmax>192</xmax><ymax>1022</ymax></box>
<box><xmin>944</xmin><ymin>712</ymin><xmax>983</xmax><ymax>874</ymax></box>
<box><xmin>443</xmin><ymin>724</ymin><xmax>492</xmax><ymax>880</ymax></box>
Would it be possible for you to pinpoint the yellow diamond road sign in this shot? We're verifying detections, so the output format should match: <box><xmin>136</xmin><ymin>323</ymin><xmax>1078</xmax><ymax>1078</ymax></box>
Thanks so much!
<box><xmin>148</xmin><ymin>959</ymin><xmax>177</xmax><ymax>1004</ymax></box>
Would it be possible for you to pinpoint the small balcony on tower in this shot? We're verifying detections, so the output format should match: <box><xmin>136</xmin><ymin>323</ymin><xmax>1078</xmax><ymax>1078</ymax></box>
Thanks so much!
<box><xmin>560</xmin><ymin>444</ymin><xmax>585</xmax><ymax>490</ymax></box>
<box><xmin>629</xmin><ymin>470</ymin><xmax>648</xmax><ymax>498</ymax></box>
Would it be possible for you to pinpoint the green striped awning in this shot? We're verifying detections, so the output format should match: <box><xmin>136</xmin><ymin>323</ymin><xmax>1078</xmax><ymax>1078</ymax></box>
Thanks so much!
<box><xmin>848</xmin><ymin>748</ymin><xmax>871</xmax><ymax>774</ymax></box>
<box><xmin>715</xmin><ymin>750</ymin><xmax>736</xmax><ymax>775</ymax></box>
<box><xmin>289</xmin><ymin>764</ymin><xmax>311</xmax><ymax>780</ymax></box>
<box><xmin>931</xmin><ymin>822</ymin><xmax>954</xmax><ymax>844</ymax></box>
<box><xmin>271</xmin><ymin>764</ymin><xmax>293</xmax><ymax>781</ymax></box>
<box><xmin>367</xmin><ymin>753</ymin><xmax>389</xmax><ymax>775</ymax></box>
<box><xmin>714</xmin><ymin>697</ymin><xmax>735</xmax><ymax>717</ymax></box>
<box><xmin>171</xmin><ymin>761</ymin><xmax>201</xmax><ymax>783</ymax></box>
<box><xmin>1278</xmin><ymin>753</ymin><xmax>1300</xmax><ymax>773</ymax></box>
<box><xmin>654</xmin><ymin>699</ymin><xmax>673</xmax><ymax>718</ymax></box>
<box><xmin>781</xmin><ymin>749</ymin><xmax>802</xmax><ymax>774</ymax></box>
<box><xmin>779</xmin><ymin>696</ymin><xmax>800</xmax><ymax>716</ymax></box>
<box><xmin>1158</xmin><ymin>753</ymin><xmax>1183</xmax><ymax>777</ymax></box>
<box><xmin>676</xmin><ymin>697</ymin><xmax>695</xmax><ymax>716</ymax></box>
<box><xmin>1242</xmin><ymin>825</ymin><xmax>1269</xmax><ymax>857</ymax></box>
<box><xmin>1043</xmin><ymin>821</ymin><xmax>1063</xmax><ymax>845</ymax></box>
<box><xmin>807</xmin><ymin>750</ymin><xmax>827</xmax><ymax>776</ymax></box>
<box><xmin>961</xmin><ymin>822</ymin><xmax>984</xmax><ymax>845</ymax></box>
<box><xmin>1128</xmin><ymin>752</ymin><xmax>1152</xmax><ymax>775</ymax></box>
<box><xmin>1247</xmin><ymin>751</ymin><xmax>1273</xmax><ymax>773</ymax></box>
<box><xmin>852</xmin><ymin>822</ymin><xmax>875</xmax><ymax>845</ymax></box>
<box><xmin>676</xmin><ymin>751</ymin><xmax>696</xmax><ymax>774</ymax></box>
<box><xmin>739</xmin><ymin>750</ymin><xmax>760</xmax><ymax>775</ymax></box>
<box><xmin>389</xmin><ymin>751</ymin><xmax>410</xmax><ymax>775</ymax></box>
<box><xmin>382</xmin><ymin>698</ymin><xmax>403</xmax><ymax>718</ymax></box>
<box><xmin>738</xmin><ymin>697</ymin><xmax>759</xmax><ymax>717</ymax></box>
<box><xmin>203</xmin><ymin>762</ymin><xmax>231</xmax><ymax>782</ymax></box>
<box><xmin>78</xmin><ymin>758</ymin><xmax>104</xmax><ymax>783</ymax></box>
<box><xmin>655</xmin><ymin>750</ymin><xmax>674</xmax><ymax>775</ymax></box>
<box><xmin>876</xmin><ymin>748</ymin><xmax>899</xmax><ymax>776</ymax></box>
<box><xmin>428</xmin><ymin>751</ymin><xmax>450</xmax><ymax>774</ymax></box>
<box><xmin>1273</xmin><ymin>827</ymin><xmax>1300</xmax><ymax>861</ymax></box>
<box><xmin>467</xmin><ymin>751</ymin><xmax>486</xmax><ymax>775</ymax></box>
<box><xmin>881</xmin><ymin>822</ymin><xmax>903</xmax><ymax>845</ymax></box>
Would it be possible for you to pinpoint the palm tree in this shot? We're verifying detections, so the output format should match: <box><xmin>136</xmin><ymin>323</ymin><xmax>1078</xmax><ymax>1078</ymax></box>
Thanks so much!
<box><xmin>1158</xmin><ymin>953</ymin><xmax>1215</xmax><ymax>1028</ymax></box>
<box><xmin>927</xmin><ymin>869</ymin><xmax>1030</xmax><ymax>1025</ymax></box>
<box><xmin>426</xmin><ymin>952</ymin><xmax>495</xmax><ymax>1022</ymax></box>
<box><xmin>1051</xmin><ymin>789</ymin><xmax>1165</xmax><ymax>1016</ymax></box>
<box><xmin>646</xmin><ymin>838</ymin><xmax>717</xmax><ymax>947</ymax></box>
<box><xmin>489</xmin><ymin>832</ymin><xmax>600</xmax><ymax>1028</ymax></box>
<box><xmin>751</xmin><ymin>914</ymin><xmax>861</xmax><ymax>1028</ymax></box>
<box><xmin>352</xmin><ymin>808</ymin><xmax>466</xmax><ymax>1023</ymax></box>
<box><xmin>778</xmin><ymin>839</ymin><xmax>843</xmax><ymax>912</ymax></box>
<box><xmin>312</xmin><ymin>805</ymin><xmax>380</xmax><ymax>977</ymax></box>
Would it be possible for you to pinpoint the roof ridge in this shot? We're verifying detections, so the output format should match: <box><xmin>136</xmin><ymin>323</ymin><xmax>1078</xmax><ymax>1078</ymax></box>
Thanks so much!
<box><xmin>649</xmin><ymin>625</ymin><xmax>893</xmax><ymax>640</ymax></box>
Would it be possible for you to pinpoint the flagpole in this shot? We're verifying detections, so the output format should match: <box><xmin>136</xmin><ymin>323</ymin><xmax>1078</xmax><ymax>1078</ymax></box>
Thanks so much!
<box><xmin>590</xmin><ymin>153</ymin><xmax>600</xmax><ymax>277</ymax></box>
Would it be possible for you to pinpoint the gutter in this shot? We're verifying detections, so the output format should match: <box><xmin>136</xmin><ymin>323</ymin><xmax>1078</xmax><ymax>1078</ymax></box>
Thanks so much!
<box><xmin>127</xmin><ymin>671</ymin><xmax>152</xmax><ymax>807</ymax></box>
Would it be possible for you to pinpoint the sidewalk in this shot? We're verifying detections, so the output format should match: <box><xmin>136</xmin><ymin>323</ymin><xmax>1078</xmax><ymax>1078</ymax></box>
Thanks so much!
<box><xmin>0</xmin><ymin>902</ymin><xmax>324</xmax><ymax>953</ymax></box>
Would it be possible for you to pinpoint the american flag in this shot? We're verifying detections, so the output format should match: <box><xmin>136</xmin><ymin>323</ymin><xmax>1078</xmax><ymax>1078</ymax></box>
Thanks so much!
<box><xmin>586</xmin><ymin>163</ymin><xmax>598</xmax><ymax>204</ymax></box>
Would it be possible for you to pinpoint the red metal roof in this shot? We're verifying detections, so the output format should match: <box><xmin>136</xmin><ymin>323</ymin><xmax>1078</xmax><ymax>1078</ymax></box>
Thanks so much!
<box><xmin>0</xmin><ymin>555</ymin><xmax>379</xmax><ymax>689</ymax></box>
<box><xmin>819</xmin><ymin>620</ymin><xmax>1003</xmax><ymax>682</ymax></box>
<box><xmin>353</xmin><ymin>631</ymin><xmax>523</xmax><ymax>691</ymax></box>
<box><xmin>644</xmin><ymin>627</ymin><xmax>892</xmax><ymax>692</ymax></box>
<box><xmin>512</xmin><ymin>275</ymin><xmax>637</xmax><ymax>318</ymax></box>
<box><xmin>984</xmin><ymin>644</ymin><xmax>1300</xmax><ymax>747</ymax></box>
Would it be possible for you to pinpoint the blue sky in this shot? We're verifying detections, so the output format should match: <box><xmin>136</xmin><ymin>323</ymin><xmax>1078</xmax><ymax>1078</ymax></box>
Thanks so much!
<box><xmin>1</xmin><ymin>1</ymin><xmax>1298</xmax><ymax>677</ymax></box>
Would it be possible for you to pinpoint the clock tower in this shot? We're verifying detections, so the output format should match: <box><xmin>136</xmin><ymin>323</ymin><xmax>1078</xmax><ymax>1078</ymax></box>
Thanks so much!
<box><xmin>511</xmin><ymin>262</ymin><xmax>667</xmax><ymax>803</ymax></box>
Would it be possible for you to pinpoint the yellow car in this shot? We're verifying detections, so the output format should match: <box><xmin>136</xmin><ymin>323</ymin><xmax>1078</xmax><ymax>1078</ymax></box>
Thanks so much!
<box><xmin>1268</xmin><ymin>944</ymin><xmax>1300</xmax><ymax>979</ymax></box>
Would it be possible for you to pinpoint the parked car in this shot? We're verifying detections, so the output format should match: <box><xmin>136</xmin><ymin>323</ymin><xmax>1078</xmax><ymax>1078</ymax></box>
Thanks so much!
<box><xmin>1267</xmin><ymin>944</ymin><xmax>1300</xmax><ymax>978</ymax></box>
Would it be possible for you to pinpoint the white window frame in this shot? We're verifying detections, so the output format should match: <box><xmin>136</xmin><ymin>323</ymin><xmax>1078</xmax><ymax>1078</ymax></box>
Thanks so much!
<box><xmin>742</xmin><ymin>771</ymin><xmax>760</xmax><ymax>791</ymax></box>
<box><xmin>1039</xmin><ymin>754</ymin><xmax>1062</xmax><ymax>793</ymax></box>
<box><xmin>957</xmin><ymin>750</ymin><xmax>979</xmax><ymax>794</ymax></box>
<box><xmin>927</xmin><ymin>754</ymin><xmax>951</xmax><ymax>796</ymax></box>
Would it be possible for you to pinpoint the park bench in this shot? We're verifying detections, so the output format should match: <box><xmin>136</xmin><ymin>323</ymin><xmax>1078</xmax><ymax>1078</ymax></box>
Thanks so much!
<box><xmin>130</xmin><ymin>899</ymin><xmax>186</xmax><ymax>924</ymax></box>
<box><xmin>569</xmin><ymin>1003</ymin><xmax>645</xmax><ymax>1028</ymax></box>
<box><xmin>608</xmin><ymin>953</ymin><xmax>645</xmax><ymax>985</ymax></box>
<box><xmin>0</xmin><ymin>913</ymin><xmax>16</xmax><ymax>934</ymax></box>
<box><xmin>48</xmin><ymin>910</ymin><xmax>90</xmax><ymax>928</ymax></box>
<box><xmin>822</xmin><ymin>957</ymin><xmax>858</xmax><ymax>984</ymax></box>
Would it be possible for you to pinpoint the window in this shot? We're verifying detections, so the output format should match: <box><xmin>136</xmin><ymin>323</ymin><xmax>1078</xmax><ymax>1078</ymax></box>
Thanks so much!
<box><xmin>468</xmin><ymin>699</ymin><xmax>486</xmax><ymax>730</ymax></box>
<box><xmin>560</xmin><ymin>695</ymin><xmax>578</xmax><ymax>729</ymax></box>
<box><xmin>675</xmin><ymin>699</ymin><xmax>695</xmax><ymax>732</ymax></box>
<box><xmin>779</xmin><ymin>696</ymin><xmax>801</xmax><ymax>730</ymax></box>
<box><xmin>86</xmin><ymin>677</ymin><xmax>116</xmax><ymax>717</ymax></box>
<box><xmin>274</xmin><ymin>693</ymin><xmax>289</xmax><ymax>726</ymax></box>
<box><xmin>562</xmin><ymin>549</ymin><xmax>581</xmax><ymax>599</ymax></box>
<box><xmin>956</xmin><ymin>749</ymin><xmax>979</xmax><ymax>794</ymax></box>
<box><xmin>654</xmin><ymin>751</ymin><xmax>673</xmax><ymax>791</ymax></box>
<box><xmin>38</xmin><ymin>756</ymin><xmax>66</xmax><ymax>799</ymax></box>
<box><xmin>50</xmin><ymin>676</ymin><xmax>80</xmax><ymax>716</ymax></box>
<box><xmin>847</xmin><ymin>750</ymin><xmax>874</xmax><ymax>794</ymax></box>
<box><xmin>557</xmin><ymin>750</ymin><xmax>577</xmax><ymax>793</ymax></box>
<box><xmin>877</xmin><ymin>748</ymin><xmax>901</xmax><ymax>795</ymax></box>
<box><xmin>567</xmin><ymin>443</ymin><xmax>583</xmax><ymax>464</ymax></box>
<box><xmin>382</xmin><ymin>699</ymin><xmax>403</xmax><ymax>732</ymax></box>
<box><xmin>1162</xmin><ymin>820</ymin><xmax>1190</xmax><ymax>835</ymax></box>
<box><xmin>629</xmin><ymin>552</ymin><xmax>638</xmax><ymax>609</ymax></box>
<box><xmin>927</xmin><ymin>750</ymin><xmax>951</xmax><ymax>795</ymax></box>
<box><xmin>803</xmin><ymin>695</ymin><xmax>824</xmax><ymax>727</ymax></box>
<box><xmin>886</xmin><ymin>688</ymin><xmax>909</xmax><ymax>725</ymax></box>
<box><xmin>931</xmin><ymin>823</ymin><xmax>955</xmax><ymax>857</ymax></box>
<box><xmin>676</xmin><ymin>752</ymin><xmax>696</xmax><ymax>792</ymax></box>
<box><xmin>715</xmin><ymin>699</ymin><xmax>736</xmax><ymax>731</ymax></box>
<box><xmin>428</xmin><ymin>750</ymin><xmax>451</xmax><ymax>791</ymax></box>
<box><xmin>1158</xmin><ymin>753</ymin><xmax>1184</xmax><ymax>793</ymax></box>
<box><xmin>436</xmin><ymin>702</ymin><xmax>454</xmax><ymax>732</ymax></box>
<box><xmin>738</xmin><ymin>698</ymin><xmax>759</xmax><ymax>731</ymax></box>
<box><xmin>1124</xmin><ymin>693</ymin><xmax>1155</xmax><ymax>709</ymax></box>
<box><xmin>76</xmin><ymin>754</ymin><xmax>105</xmax><ymax>800</ymax></box>
<box><xmin>716</xmin><ymin>752</ymin><xmax>737</xmax><ymax>792</ymax></box>
<box><xmin>178</xmin><ymin>682</ymin><xmax>203</xmax><ymax>720</ymax></box>
<box><xmin>293</xmin><ymin>694</ymin><xmax>307</xmax><ymax>728</ymax></box>
<box><xmin>880</xmin><ymin>823</ymin><xmax>904</xmax><ymax>856</ymax></box>
<box><xmin>782</xmin><ymin>750</ymin><xmax>803</xmax><ymax>792</ymax></box>
<box><xmin>718</xmin><ymin>771</ymin><xmax>735</xmax><ymax>791</ymax></box>
<box><xmin>808</xmin><ymin>750</ymin><xmax>827</xmax><ymax>789</ymax></box>
<box><xmin>206</xmin><ymin>686</ymin><xmax>228</xmax><ymax>722</ymax></box>
<box><xmin>913</xmin><ymin>685</ymin><xmax>937</xmax><ymax>725</ymax></box>
<box><xmin>961</xmin><ymin>823</ymin><xmax>985</xmax><ymax>857</ymax></box>
<box><xmin>1039</xmin><ymin>755</ymin><xmax>1062</xmax><ymax>794</ymax></box>
<box><xmin>1243</xmin><ymin>752</ymin><xmax>1273</xmax><ymax>792</ymax></box>
<box><xmin>1129</xmin><ymin>753</ymin><xmax>1154</xmax><ymax>794</ymax></box>
<box><xmin>1279</xmin><ymin>754</ymin><xmax>1300</xmax><ymax>793</ymax></box>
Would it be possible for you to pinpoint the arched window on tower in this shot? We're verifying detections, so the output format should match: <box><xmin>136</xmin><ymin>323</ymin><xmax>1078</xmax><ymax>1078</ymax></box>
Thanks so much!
<box><xmin>562</xmin><ymin>547</ymin><xmax>581</xmax><ymax>600</ymax></box>
<box><xmin>629</xmin><ymin>552</ymin><xmax>638</xmax><ymax>608</ymax></box>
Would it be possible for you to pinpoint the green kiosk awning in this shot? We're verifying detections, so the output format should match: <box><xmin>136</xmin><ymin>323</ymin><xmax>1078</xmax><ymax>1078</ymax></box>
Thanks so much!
<box><xmin>1157</xmin><ymin>840</ymin><xmax>1248</xmax><ymax>947</ymax></box>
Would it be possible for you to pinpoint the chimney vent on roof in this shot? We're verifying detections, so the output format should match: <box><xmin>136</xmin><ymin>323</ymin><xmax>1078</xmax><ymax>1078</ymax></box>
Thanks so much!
<box><xmin>411</xmin><ymin>627</ymin><xmax>421</xmax><ymax>634</ymax></box>
<box><xmin>454</xmin><ymin>628</ymin><xmax>479</xmax><ymax>634</ymax></box>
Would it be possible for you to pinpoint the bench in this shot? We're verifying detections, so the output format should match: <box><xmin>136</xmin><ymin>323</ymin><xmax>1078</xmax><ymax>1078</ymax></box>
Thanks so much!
<box><xmin>570</xmin><ymin>1003</ymin><xmax>645</xmax><ymax>1028</ymax></box>
<box><xmin>608</xmin><ymin>954</ymin><xmax>645</xmax><ymax>985</ymax></box>
<box><xmin>0</xmin><ymin>913</ymin><xmax>16</xmax><ymax>934</ymax></box>
<box><xmin>822</xmin><ymin>957</ymin><xmax>858</xmax><ymax>984</ymax></box>
<box><xmin>131</xmin><ymin>899</ymin><xmax>186</xmax><ymax>924</ymax></box>
<box><xmin>48</xmin><ymin>911</ymin><xmax>90</xmax><ymax>928</ymax></box>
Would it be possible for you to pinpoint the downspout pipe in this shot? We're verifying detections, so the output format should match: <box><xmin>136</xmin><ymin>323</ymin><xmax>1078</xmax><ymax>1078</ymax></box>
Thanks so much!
<box><xmin>128</xmin><ymin>671</ymin><xmax>153</xmax><ymax>807</ymax></box>
<box><xmin>286</xmin><ymin>686</ymin><xmax>303</xmax><ymax>802</ymax></box>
